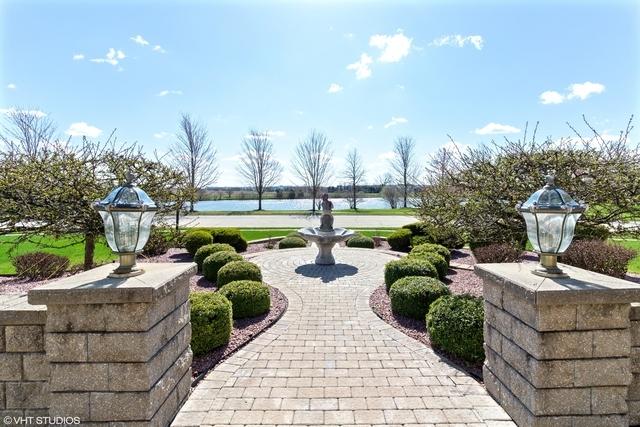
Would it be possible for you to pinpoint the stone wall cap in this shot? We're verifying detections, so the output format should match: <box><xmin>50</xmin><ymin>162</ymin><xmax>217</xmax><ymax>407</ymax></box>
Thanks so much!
<box><xmin>27</xmin><ymin>262</ymin><xmax>196</xmax><ymax>305</ymax></box>
<box><xmin>475</xmin><ymin>262</ymin><xmax>640</xmax><ymax>305</ymax></box>
<box><xmin>0</xmin><ymin>293</ymin><xmax>46</xmax><ymax>325</ymax></box>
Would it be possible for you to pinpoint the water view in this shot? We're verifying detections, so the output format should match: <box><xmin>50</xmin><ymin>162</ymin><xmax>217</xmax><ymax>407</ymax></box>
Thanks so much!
<box><xmin>194</xmin><ymin>197</ymin><xmax>393</xmax><ymax>212</ymax></box>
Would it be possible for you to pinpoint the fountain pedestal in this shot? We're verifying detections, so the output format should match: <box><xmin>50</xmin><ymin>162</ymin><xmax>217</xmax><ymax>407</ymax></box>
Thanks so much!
<box><xmin>297</xmin><ymin>227</ymin><xmax>355</xmax><ymax>265</ymax></box>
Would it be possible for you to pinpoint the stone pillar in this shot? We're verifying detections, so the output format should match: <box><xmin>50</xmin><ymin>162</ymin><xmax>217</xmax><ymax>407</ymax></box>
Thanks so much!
<box><xmin>629</xmin><ymin>303</ymin><xmax>640</xmax><ymax>425</ymax></box>
<box><xmin>28</xmin><ymin>262</ymin><xmax>195</xmax><ymax>426</ymax></box>
<box><xmin>0</xmin><ymin>294</ymin><xmax>48</xmax><ymax>417</ymax></box>
<box><xmin>476</xmin><ymin>262</ymin><xmax>640</xmax><ymax>427</ymax></box>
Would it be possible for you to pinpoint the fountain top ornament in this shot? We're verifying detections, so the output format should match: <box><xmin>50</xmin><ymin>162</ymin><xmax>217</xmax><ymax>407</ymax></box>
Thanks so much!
<box><xmin>297</xmin><ymin>193</ymin><xmax>355</xmax><ymax>265</ymax></box>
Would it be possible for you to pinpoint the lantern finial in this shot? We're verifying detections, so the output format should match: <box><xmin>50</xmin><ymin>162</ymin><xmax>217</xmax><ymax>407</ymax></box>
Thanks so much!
<box><xmin>544</xmin><ymin>174</ymin><xmax>555</xmax><ymax>187</ymax></box>
<box><xmin>125</xmin><ymin>170</ymin><xmax>136</xmax><ymax>185</ymax></box>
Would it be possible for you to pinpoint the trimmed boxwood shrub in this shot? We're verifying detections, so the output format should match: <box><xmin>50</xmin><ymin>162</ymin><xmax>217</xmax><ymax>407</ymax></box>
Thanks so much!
<box><xmin>189</xmin><ymin>292</ymin><xmax>232</xmax><ymax>356</ymax></box>
<box><xmin>409</xmin><ymin>251</ymin><xmax>448</xmax><ymax>279</ymax></box>
<box><xmin>387</xmin><ymin>228</ymin><xmax>412</xmax><ymax>252</ymax></box>
<box><xmin>194</xmin><ymin>243</ymin><xmax>236</xmax><ymax>271</ymax></box>
<box><xmin>202</xmin><ymin>251</ymin><xmax>243</xmax><ymax>281</ymax></box>
<box><xmin>384</xmin><ymin>258</ymin><xmax>438</xmax><ymax>292</ymax></box>
<box><xmin>561</xmin><ymin>239</ymin><xmax>636</xmax><ymax>278</ymax></box>
<box><xmin>411</xmin><ymin>235</ymin><xmax>433</xmax><ymax>247</ymax></box>
<box><xmin>473</xmin><ymin>243</ymin><xmax>522</xmax><ymax>264</ymax></box>
<box><xmin>219</xmin><ymin>280</ymin><xmax>271</xmax><ymax>319</ymax></box>
<box><xmin>427</xmin><ymin>295</ymin><xmax>485</xmax><ymax>363</ymax></box>
<box><xmin>346</xmin><ymin>234</ymin><xmax>374</xmax><ymax>249</ymax></box>
<box><xmin>410</xmin><ymin>243</ymin><xmax>451</xmax><ymax>263</ymax></box>
<box><xmin>278</xmin><ymin>236</ymin><xmax>307</xmax><ymax>249</ymax></box>
<box><xmin>12</xmin><ymin>252</ymin><xmax>69</xmax><ymax>279</ymax></box>
<box><xmin>389</xmin><ymin>276</ymin><xmax>450</xmax><ymax>320</ymax></box>
<box><xmin>184</xmin><ymin>230</ymin><xmax>213</xmax><ymax>256</ymax></box>
<box><xmin>210</xmin><ymin>228</ymin><xmax>248</xmax><ymax>252</ymax></box>
<box><xmin>286</xmin><ymin>231</ymin><xmax>301</xmax><ymax>238</ymax></box>
<box><xmin>217</xmin><ymin>260</ymin><xmax>262</xmax><ymax>287</ymax></box>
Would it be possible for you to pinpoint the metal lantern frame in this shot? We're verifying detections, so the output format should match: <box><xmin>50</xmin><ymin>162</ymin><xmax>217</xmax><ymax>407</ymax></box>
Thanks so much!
<box><xmin>516</xmin><ymin>175</ymin><xmax>587</xmax><ymax>278</ymax></box>
<box><xmin>93</xmin><ymin>173</ymin><xmax>158</xmax><ymax>278</ymax></box>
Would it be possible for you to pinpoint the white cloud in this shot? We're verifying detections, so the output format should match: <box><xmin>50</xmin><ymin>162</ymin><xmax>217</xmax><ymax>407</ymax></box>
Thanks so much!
<box><xmin>378</xmin><ymin>151</ymin><xmax>397</xmax><ymax>160</ymax></box>
<box><xmin>346</xmin><ymin>53</ymin><xmax>373</xmax><ymax>79</ymax></box>
<box><xmin>327</xmin><ymin>83</ymin><xmax>343</xmax><ymax>93</ymax></box>
<box><xmin>369</xmin><ymin>32</ymin><xmax>412</xmax><ymax>63</ymax></box>
<box><xmin>344</xmin><ymin>33</ymin><xmax>355</xmax><ymax>39</ymax></box>
<box><xmin>130</xmin><ymin>35</ymin><xmax>149</xmax><ymax>46</ymax></box>
<box><xmin>567</xmin><ymin>81</ymin><xmax>605</xmax><ymax>100</ymax></box>
<box><xmin>474</xmin><ymin>122</ymin><xmax>521</xmax><ymax>135</ymax></box>
<box><xmin>539</xmin><ymin>81</ymin><xmax>605</xmax><ymax>105</ymax></box>
<box><xmin>539</xmin><ymin>90</ymin><xmax>565</xmax><ymax>105</ymax></box>
<box><xmin>397</xmin><ymin>84</ymin><xmax>405</xmax><ymax>90</ymax></box>
<box><xmin>153</xmin><ymin>131</ymin><xmax>171</xmax><ymax>139</ymax></box>
<box><xmin>6</xmin><ymin>83</ymin><xmax>16</xmax><ymax>90</ymax></box>
<box><xmin>384</xmin><ymin>116</ymin><xmax>408</xmax><ymax>129</ymax></box>
<box><xmin>72</xmin><ymin>53</ymin><xmax>85</xmax><ymax>60</ymax></box>
<box><xmin>430</xmin><ymin>34</ymin><xmax>484</xmax><ymax>50</ymax></box>
<box><xmin>66</xmin><ymin>122</ymin><xmax>102</xmax><ymax>138</ymax></box>
<box><xmin>90</xmin><ymin>48</ymin><xmax>126</xmax><ymax>66</ymax></box>
<box><xmin>367</xmin><ymin>125</ymin><xmax>373</xmax><ymax>130</ymax></box>
<box><xmin>0</xmin><ymin>108</ymin><xmax>46</xmax><ymax>118</ymax></box>
<box><xmin>153</xmin><ymin>45</ymin><xmax>166</xmax><ymax>54</ymax></box>
<box><xmin>157</xmin><ymin>89</ymin><xmax>183</xmax><ymax>97</ymax></box>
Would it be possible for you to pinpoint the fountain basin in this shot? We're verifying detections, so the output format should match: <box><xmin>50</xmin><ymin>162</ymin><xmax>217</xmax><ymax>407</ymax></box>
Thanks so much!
<box><xmin>297</xmin><ymin>227</ymin><xmax>355</xmax><ymax>265</ymax></box>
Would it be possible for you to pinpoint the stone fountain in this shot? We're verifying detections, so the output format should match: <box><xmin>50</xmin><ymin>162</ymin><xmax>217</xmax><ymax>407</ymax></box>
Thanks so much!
<box><xmin>297</xmin><ymin>194</ymin><xmax>355</xmax><ymax>265</ymax></box>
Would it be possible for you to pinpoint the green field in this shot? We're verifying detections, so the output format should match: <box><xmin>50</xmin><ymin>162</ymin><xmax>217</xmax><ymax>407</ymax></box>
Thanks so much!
<box><xmin>0</xmin><ymin>228</ymin><xmax>397</xmax><ymax>275</ymax></box>
<box><xmin>194</xmin><ymin>208</ymin><xmax>416</xmax><ymax>216</ymax></box>
<box><xmin>614</xmin><ymin>239</ymin><xmax>640</xmax><ymax>274</ymax></box>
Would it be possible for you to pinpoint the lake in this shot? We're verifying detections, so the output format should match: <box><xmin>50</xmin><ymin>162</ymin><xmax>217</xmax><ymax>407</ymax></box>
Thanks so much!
<box><xmin>194</xmin><ymin>197</ymin><xmax>392</xmax><ymax>211</ymax></box>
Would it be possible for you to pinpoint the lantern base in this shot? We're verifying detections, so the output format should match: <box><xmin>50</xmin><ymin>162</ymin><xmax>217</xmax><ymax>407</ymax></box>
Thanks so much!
<box><xmin>532</xmin><ymin>253</ymin><xmax>569</xmax><ymax>279</ymax></box>
<box><xmin>108</xmin><ymin>253</ymin><xmax>144</xmax><ymax>278</ymax></box>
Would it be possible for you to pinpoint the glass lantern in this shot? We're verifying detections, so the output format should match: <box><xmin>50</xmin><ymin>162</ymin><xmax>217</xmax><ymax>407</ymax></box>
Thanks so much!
<box><xmin>516</xmin><ymin>175</ymin><xmax>587</xmax><ymax>278</ymax></box>
<box><xmin>93</xmin><ymin>172</ymin><xmax>158</xmax><ymax>278</ymax></box>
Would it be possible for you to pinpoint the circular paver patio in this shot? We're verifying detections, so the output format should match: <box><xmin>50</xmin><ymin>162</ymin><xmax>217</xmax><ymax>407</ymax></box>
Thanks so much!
<box><xmin>173</xmin><ymin>247</ymin><xmax>514</xmax><ymax>426</ymax></box>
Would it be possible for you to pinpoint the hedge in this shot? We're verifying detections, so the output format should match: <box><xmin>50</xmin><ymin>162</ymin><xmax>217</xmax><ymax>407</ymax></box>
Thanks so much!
<box><xmin>409</xmin><ymin>251</ymin><xmax>448</xmax><ymax>280</ymax></box>
<box><xmin>217</xmin><ymin>260</ymin><xmax>263</xmax><ymax>287</ymax></box>
<box><xmin>410</xmin><ymin>243</ymin><xmax>451</xmax><ymax>263</ymax></box>
<box><xmin>219</xmin><ymin>280</ymin><xmax>271</xmax><ymax>319</ymax></box>
<box><xmin>384</xmin><ymin>257</ymin><xmax>438</xmax><ymax>292</ymax></box>
<box><xmin>427</xmin><ymin>294</ymin><xmax>485</xmax><ymax>363</ymax></box>
<box><xmin>346</xmin><ymin>234</ymin><xmax>375</xmax><ymax>249</ymax></box>
<box><xmin>202</xmin><ymin>251</ymin><xmax>243</xmax><ymax>282</ymax></box>
<box><xmin>184</xmin><ymin>230</ymin><xmax>213</xmax><ymax>256</ymax></box>
<box><xmin>194</xmin><ymin>243</ymin><xmax>236</xmax><ymax>271</ymax></box>
<box><xmin>12</xmin><ymin>252</ymin><xmax>69</xmax><ymax>280</ymax></box>
<box><xmin>387</xmin><ymin>228</ymin><xmax>412</xmax><ymax>252</ymax></box>
<box><xmin>389</xmin><ymin>276</ymin><xmax>450</xmax><ymax>320</ymax></box>
<box><xmin>278</xmin><ymin>236</ymin><xmax>307</xmax><ymax>249</ymax></box>
<box><xmin>210</xmin><ymin>228</ymin><xmax>248</xmax><ymax>252</ymax></box>
<box><xmin>189</xmin><ymin>292</ymin><xmax>233</xmax><ymax>356</ymax></box>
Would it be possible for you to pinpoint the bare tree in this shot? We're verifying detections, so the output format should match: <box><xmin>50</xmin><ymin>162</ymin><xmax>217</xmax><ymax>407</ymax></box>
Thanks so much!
<box><xmin>389</xmin><ymin>136</ymin><xmax>419</xmax><ymax>208</ymax></box>
<box><xmin>237</xmin><ymin>130</ymin><xmax>283</xmax><ymax>210</ymax></box>
<box><xmin>0</xmin><ymin>108</ymin><xmax>56</xmax><ymax>157</ymax></box>
<box><xmin>292</xmin><ymin>130</ymin><xmax>333</xmax><ymax>213</ymax></box>
<box><xmin>170</xmin><ymin>113</ymin><xmax>219</xmax><ymax>212</ymax></box>
<box><xmin>341</xmin><ymin>148</ymin><xmax>366</xmax><ymax>210</ymax></box>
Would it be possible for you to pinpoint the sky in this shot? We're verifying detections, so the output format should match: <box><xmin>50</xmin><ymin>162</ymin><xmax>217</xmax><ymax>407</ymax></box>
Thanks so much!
<box><xmin>1</xmin><ymin>0</ymin><xmax>639</xmax><ymax>187</ymax></box>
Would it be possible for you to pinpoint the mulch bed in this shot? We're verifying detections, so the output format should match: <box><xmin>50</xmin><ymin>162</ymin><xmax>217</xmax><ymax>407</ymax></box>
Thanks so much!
<box><xmin>191</xmin><ymin>285</ymin><xmax>288</xmax><ymax>382</ymax></box>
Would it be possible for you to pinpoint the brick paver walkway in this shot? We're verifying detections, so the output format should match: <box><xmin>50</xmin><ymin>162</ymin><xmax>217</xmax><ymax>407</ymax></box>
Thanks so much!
<box><xmin>173</xmin><ymin>248</ymin><xmax>514</xmax><ymax>426</ymax></box>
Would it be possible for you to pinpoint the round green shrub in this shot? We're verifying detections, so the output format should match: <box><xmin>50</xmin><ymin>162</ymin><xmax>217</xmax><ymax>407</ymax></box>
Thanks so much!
<box><xmin>202</xmin><ymin>251</ymin><xmax>243</xmax><ymax>281</ymax></box>
<box><xmin>278</xmin><ymin>236</ymin><xmax>307</xmax><ymax>249</ymax></box>
<box><xmin>189</xmin><ymin>292</ymin><xmax>232</xmax><ymax>356</ymax></box>
<box><xmin>184</xmin><ymin>230</ymin><xmax>213</xmax><ymax>256</ymax></box>
<box><xmin>427</xmin><ymin>295</ymin><xmax>485</xmax><ymax>363</ymax></box>
<box><xmin>210</xmin><ymin>228</ymin><xmax>248</xmax><ymax>252</ymax></box>
<box><xmin>217</xmin><ymin>260</ymin><xmax>262</xmax><ymax>287</ymax></box>
<box><xmin>410</xmin><ymin>235</ymin><xmax>433</xmax><ymax>247</ymax></box>
<box><xmin>402</xmin><ymin>221</ymin><xmax>434</xmax><ymax>238</ymax></box>
<box><xmin>346</xmin><ymin>234</ymin><xmax>374</xmax><ymax>249</ymax></box>
<box><xmin>219</xmin><ymin>280</ymin><xmax>271</xmax><ymax>319</ymax></box>
<box><xmin>410</xmin><ymin>243</ymin><xmax>451</xmax><ymax>263</ymax></box>
<box><xmin>389</xmin><ymin>276</ymin><xmax>450</xmax><ymax>320</ymax></box>
<box><xmin>409</xmin><ymin>251</ymin><xmax>448</xmax><ymax>279</ymax></box>
<box><xmin>384</xmin><ymin>258</ymin><xmax>438</xmax><ymax>292</ymax></box>
<box><xmin>286</xmin><ymin>231</ymin><xmax>301</xmax><ymax>238</ymax></box>
<box><xmin>387</xmin><ymin>228</ymin><xmax>412</xmax><ymax>252</ymax></box>
<box><xmin>194</xmin><ymin>243</ymin><xmax>236</xmax><ymax>271</ymax></box>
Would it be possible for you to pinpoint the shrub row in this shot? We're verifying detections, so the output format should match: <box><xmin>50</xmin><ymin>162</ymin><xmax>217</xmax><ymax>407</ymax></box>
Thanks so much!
<box><xmin>472</xmin><ymin>243</ymin><xmax>522</xmax><ymax>264</ymax></box>
<box><xmin>203</xmin><ymin>251</ymin><xmax>243</xmax><ymax>281</ymax></box>
<box><xmin>389</xmin><ymin>276</ymin><xmax>449</xmax><ymax>320</ymax></box>
<box><xmin>388</xmin><ymin>222</ymin><xmax>465</xmax><ymax>252</ymax></box>
<box><xmin>184</xmin><ymin>228</ymin><xmax>248</xmax><ymax>256</ymax></box>
<box><xmin>561</xmin><ymin>239</ymin><xmax>636</xmax><ymax>278</ymax></box>
<box><xmin>12</xmin><ymin>252</ymin><xmax>69</xmax><ymax>280</ymax></box>
<box><xmin>346</xmin><ymin>234</ymin><xmax>375</xmax><ymax>249</ymax></box>
<box><xmin>278</xmin><ymin>236</ymin><xmax>307</xmax><ymax>249</ymax></box>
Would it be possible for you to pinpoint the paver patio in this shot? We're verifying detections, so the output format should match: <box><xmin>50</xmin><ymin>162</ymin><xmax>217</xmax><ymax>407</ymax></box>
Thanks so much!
<box><xmin>173</xmin><ymin>247</ymin><xmax>514</xmax><ymax>426</ymax></box>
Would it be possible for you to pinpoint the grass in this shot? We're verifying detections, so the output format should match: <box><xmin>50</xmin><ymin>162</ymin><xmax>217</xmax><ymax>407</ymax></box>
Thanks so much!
<box><xmin>0</xmin><ymin>228</ymin><xmax>397</xmax><ymax>275</ymax></box>
<box><xmin>0</xmin><ymin>234</ymin><xmax>116</xmax><ymax>275</ymax></box>
<box><xmin>613</xmin><ymin>238</ymin><xmax>640</xmax><ymax>274</ymax></box>
<box><xmin>193</xmin><ymin>208</ymin><xmax>416</xmax><ymax>216</ymax></box>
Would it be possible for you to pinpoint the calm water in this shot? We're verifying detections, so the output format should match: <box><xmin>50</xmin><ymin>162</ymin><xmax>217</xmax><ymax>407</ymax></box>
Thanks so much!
<box><xmin>194</xmin><ymin>197</ymin><xmax>392</xmax><ymax>211</ymax></box>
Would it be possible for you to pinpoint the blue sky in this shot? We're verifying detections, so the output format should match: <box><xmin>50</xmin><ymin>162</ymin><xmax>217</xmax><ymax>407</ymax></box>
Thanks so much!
<box><xmin>1</xmin><ymin>0</ymin><xmax>638</xmax><ymax>186</ymax></box>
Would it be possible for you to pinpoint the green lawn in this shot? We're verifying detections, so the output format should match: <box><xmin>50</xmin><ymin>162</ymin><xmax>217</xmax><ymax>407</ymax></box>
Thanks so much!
<box><xmin>0</xmin><ymin>228</ymin><xmax>397</xmax><ymax>275</ymax></box>
<box><xmin>194</xmin><ymin>208</ymin><xmax>416</xmax><ymax>216</ymax></box>
<box><xmin>0</xmin><ymin>234</ymin><xmax>116</xmax><ymax>275</ymax></box>
<box><xmin>613</xmin><ymin>239</ymin><xmax>640</xmax><ymax>274</ymax></box>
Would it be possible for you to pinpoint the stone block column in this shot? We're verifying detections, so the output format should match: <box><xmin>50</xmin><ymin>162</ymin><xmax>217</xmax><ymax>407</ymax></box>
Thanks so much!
<box><xmin>0</xmin><ymin>294</ymin><xmax>48</xmax><ymax>417</ymax></box>
<box><xmin>475</xmin><ymin>262</ymin><xmax>640</xmax><ymax>427</ymax></box>
<box><xmin>28</xmin><ymin>262</ymin><xmax>196</xmax><ymax>426</ymax></box>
